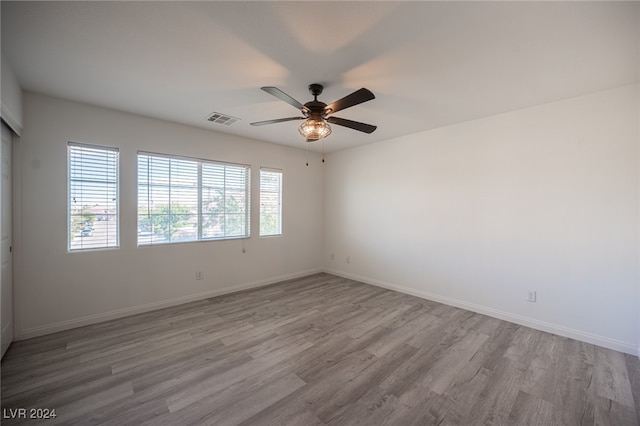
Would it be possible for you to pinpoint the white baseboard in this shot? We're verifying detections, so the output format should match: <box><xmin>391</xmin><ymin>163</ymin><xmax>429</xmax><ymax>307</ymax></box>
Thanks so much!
<box><xmin>18</xmin><ymin>268</ymin><xmax>323</xmax><ymax>340</ymax></box>
<box><xmin>324</xmin><ymin>268</ymin><xmax>639</xmax><ymax>357</ymax></box>
<box><xmin>17</xmin><ymin>267</ymin><xmax>640</xmax><ymax>357</ymax></box>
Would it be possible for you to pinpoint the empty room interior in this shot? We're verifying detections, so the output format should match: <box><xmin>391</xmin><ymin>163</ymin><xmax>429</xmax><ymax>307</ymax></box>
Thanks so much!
<box><xmin>1</xmin><ymin>1</ymin><xmax>640</xmax><ymax>425</ymax></box>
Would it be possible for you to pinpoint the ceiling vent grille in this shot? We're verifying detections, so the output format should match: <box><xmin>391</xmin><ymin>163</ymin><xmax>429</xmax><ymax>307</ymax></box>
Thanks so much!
<box><xmin>206</xmin><ymin>112</ymin><xmax>240</xmax><ymax>126</ymax></box>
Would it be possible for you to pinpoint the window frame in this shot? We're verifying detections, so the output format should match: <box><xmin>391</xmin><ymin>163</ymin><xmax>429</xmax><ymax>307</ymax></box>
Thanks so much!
<box><xmin>137</xmin><ymin>151</ymin><xmax>251</xmax><ymax>246</ymax></box>
<box><xmin>67</xmin><ymin>141</ymin><xmax>120</xmax><ymax>252</ymax></box>
<box><xmin>259</xmin><ymin>167</ymin><xmax>283</xmax><ymax>237</ymax></box>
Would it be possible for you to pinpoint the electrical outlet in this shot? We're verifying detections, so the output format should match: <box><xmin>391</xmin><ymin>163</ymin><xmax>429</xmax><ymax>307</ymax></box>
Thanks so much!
<box><xmin>196</xmin><ymin>271</ymin><xmax>203</xmax><ymax>280</ymax></box>
<box><xmin>346</xmin><ymin>256</ymin><xmax>351</xmax><ymax>264</ymax></box>
<box><xmin>527</xmin><ymin>291</ymin><xmax>536</xmax><ymax>302</ymax></box>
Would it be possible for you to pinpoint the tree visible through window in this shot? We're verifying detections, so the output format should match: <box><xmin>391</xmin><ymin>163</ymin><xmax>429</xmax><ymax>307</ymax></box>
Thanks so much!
<box><xmin>137</xmin><ymin>152</ymin><xmax>250</xmax><ymax>245</ymax></box>
<box><xmin>68</xmin><ymin>142</ymin><xmax>119</xmax><ymax>251</ymax></box>
<box><xmin>260</xmin><ymin>168</ymin><xmax>282</xmax><ymax>236</ymax></box>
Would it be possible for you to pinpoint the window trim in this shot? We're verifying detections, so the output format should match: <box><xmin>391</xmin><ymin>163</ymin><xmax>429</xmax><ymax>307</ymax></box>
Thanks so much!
<box><xmin>259</xmin><ymin>167</ymin><xmax>283</xmax><ymax>237</ymax></box>
<box><xmin>67</xmin><ymin>141</ymin><xmax>120</xmax><ymax>252</ymax></box>
<box><xmin>137</xmin><ymin>151</ymin><xmax>251</xmax><ymax>246</ymax></box>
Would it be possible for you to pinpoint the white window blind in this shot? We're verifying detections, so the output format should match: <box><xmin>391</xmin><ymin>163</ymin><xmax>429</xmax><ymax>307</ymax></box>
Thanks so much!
<box><xmin>260</xmin><ymin>168</ymin><xmax>282</xmax><ymax>236</ymax></box>
<box><xmin>137</xmin><ymin>152</ymin><xmax>250</xmax><ymax>245</ymax></box>
<box><xmin>68</xmin><ymin>142</ymin><xmax>119</xmax><ymax>251</ymax></box>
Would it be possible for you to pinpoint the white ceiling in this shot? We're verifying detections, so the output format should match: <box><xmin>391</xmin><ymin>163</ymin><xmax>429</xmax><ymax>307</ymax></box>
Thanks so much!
<box><xmin>2</xmin><ymin>1</ymin><xmax>638</xmax><ymax>152</ymax></box>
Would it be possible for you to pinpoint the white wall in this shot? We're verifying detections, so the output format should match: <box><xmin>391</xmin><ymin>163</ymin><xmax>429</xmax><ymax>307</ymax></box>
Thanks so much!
<box><xmin>14</xmin><ymin>86</ymin><xmax>640</xmax><ymax>356</ymax></box>
<box><xmin>14</xmin><ymin>92</ymin><xmax>324</xmax><ymax>339</ymax></box>
<box><xmin>1</xmin><ymin>53</ymin><xmax>23</xmax><ymax>136</ymax></box>
<box><xmin>324</xmin><ymin>84</ymin><xmax>640</xmax><ymax>355</ymax></box>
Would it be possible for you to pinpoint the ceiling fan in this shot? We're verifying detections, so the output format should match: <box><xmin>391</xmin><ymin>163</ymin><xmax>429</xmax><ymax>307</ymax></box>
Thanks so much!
<box><xmin>250</xmin><ymin>84</ymin><xmax>377</xmax><ymax>142</ymax></box>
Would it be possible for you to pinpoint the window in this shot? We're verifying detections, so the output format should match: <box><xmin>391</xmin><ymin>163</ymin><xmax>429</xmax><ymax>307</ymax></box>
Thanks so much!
<box><xmin>260</xmin><ymin>168</ymin><xmax>282</xmax><ymax>236</ymax></box>
<box><xmin>137</xmin><ymin>152</ymin><xmax>250</xmax><ymax>245</ymax></box>
<box><xmin>68</xmin><ymin>142</ymin><xmax>119</xmax><ymax>251</ymax></box>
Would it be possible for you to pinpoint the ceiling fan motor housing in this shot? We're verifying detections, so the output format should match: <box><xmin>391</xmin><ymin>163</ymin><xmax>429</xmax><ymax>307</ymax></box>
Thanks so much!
<box><xmin>304</xmin><ymin>84</ymin><xmax>329</xmax><ymax>119</ymax></box>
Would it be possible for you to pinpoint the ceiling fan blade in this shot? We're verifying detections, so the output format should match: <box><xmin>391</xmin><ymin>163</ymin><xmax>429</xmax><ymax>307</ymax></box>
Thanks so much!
<box><xmin>325</xmin><ymin>88</ymin><xmax>375</xmax><ymax>115</ymax></box>
<box><xmin>250</xmin><ymin>117</ymin><xmax>305</xmax><ymax>126</ymax></box>
<box><xmin>327</xmin><ymin>116</ymin><xmax>377</xmax><ymax>134</ymax></box>
<box><xmin>261</xmin><ymin>87</ymin><xmax>309</xmax><ymax>113</ymax></box>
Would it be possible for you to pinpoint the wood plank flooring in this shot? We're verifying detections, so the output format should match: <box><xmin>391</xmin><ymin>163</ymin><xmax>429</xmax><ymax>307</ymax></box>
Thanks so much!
<box><xmin>2</xmin><ymin>273</ymin><xmax>639</xmax><ymax>425</ymax></box>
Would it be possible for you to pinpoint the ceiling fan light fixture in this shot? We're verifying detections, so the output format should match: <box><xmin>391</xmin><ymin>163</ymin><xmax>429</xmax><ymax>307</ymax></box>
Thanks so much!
<box><xmin>299</xmin><ymin>118</ymin><xmax>331</xmax><ymax>141</ymax></box>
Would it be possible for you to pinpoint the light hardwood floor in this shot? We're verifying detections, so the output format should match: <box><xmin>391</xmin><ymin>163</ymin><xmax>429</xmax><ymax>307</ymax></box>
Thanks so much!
<box><xmin>2</xmin><ymin>273</ymin><xmax>639</xmax><ymax>425</ymax></box>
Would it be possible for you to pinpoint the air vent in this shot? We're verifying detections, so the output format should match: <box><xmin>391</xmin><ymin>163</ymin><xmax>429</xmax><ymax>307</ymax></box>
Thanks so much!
<box><xmin>206</xmin><ymin>112</ymin><xmax>240</xmax><ymax>126</ymax></box>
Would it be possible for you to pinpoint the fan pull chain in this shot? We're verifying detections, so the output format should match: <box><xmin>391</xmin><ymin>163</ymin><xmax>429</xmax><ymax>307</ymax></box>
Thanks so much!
<box><xmin>322</xmin><ymin>140</ymin><xmax>325</xmax><ymax>163</ymax></box>
<box><xmin>305</xmin><ymin>141</ymin><xmax>309</xmax><ymax>166</ymax></box>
